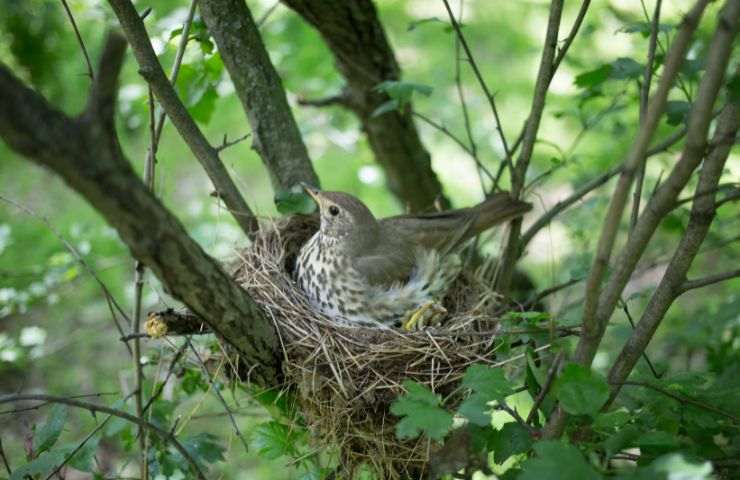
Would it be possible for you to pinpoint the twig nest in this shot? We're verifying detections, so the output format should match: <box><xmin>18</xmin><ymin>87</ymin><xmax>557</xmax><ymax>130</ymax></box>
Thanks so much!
<box><xmin>232</xmin><ymin>216</ymin><xmax>505</xmax><ymax>479</ymax></box>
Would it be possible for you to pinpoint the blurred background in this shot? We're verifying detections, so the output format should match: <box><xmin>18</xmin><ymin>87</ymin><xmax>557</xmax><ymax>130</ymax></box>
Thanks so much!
<box><xmin>1</xmin><ymin>0</ymin><xmax>738</xmax><ymax>478</ymax></box>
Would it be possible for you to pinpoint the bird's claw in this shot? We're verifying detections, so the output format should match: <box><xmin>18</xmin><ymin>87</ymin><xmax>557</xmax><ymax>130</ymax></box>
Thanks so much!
<box><xmin>402</xmin><ymin>301</ymin><xmax>447</xmax><ymax>331</ymax></box>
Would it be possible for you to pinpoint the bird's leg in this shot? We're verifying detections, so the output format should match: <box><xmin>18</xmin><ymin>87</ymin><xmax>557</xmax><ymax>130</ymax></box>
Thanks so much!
<box><xmin>402</xmin><ymin>301</ymin><xmax>447</xmax><ymax>331</ymax></box>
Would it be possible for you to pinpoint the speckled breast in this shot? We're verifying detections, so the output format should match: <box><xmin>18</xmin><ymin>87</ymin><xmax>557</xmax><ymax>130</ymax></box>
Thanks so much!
<box><xmin>295</xmin><ymin>233</ymin><xmax>370</xmax><ymax>325</ymax></box>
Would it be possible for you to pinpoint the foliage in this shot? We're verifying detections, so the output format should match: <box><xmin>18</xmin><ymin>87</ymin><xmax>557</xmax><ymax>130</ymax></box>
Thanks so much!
<box><xmin>0</xmin><ymin>0</ymin><xmax>738</xmax><ymax>479</ymax></box>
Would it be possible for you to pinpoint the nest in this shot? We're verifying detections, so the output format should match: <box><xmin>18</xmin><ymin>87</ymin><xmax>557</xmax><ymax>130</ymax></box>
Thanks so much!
<box><xmin>231</xmin><ymin>215</ymin><xmax>509</xmax><ymax>479</ymax></box>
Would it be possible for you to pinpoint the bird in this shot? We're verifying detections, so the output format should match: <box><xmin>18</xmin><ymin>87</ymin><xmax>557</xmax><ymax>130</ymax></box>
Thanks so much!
<box><xmin>295</xmin><ymin>185</ymin><xmax>531</xmax><ymax>329</ymax></box>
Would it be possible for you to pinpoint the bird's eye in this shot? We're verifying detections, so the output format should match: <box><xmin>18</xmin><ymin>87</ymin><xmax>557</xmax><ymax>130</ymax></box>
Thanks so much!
<box><xmin>328</xmin><ymin>205</ymin><xmax>340</xmax><ymax>216</ymax></box>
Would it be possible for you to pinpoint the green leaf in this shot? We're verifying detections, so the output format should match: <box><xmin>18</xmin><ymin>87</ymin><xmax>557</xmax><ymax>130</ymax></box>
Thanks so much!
<box><xmin>619</xmin><ymin>21</ymin><xmax>674</xmax><ymax>38</ymax></box>
<box><xmin>610</xmin><ymin>57</ymin><xmax>643</xmax><ymax>80</ymax></box>
<box><xmin>457</xmin><ymin>365</ymin><xmax>514</xmax><ymax>426</ymax></box>
<box><xmin>373</xmin><ymin>80</ymin><xmax>432</xmax><ymax>115</ymax></box>
<box><xmin>649</xmin><ymin>453</ymin><xmax>712</xmax><ymax>480</ymax></box>
<box><xmin>55</xmin><ymin>436</ymin><xmax>100</xmax><ymax>473</ymax></box>
<box><xmin>390</xmin><ymin>380</ymin><xmax>453</xmax><ymax>442</ymax></box>
<box><xmin>274</xmin><ymin>189</ymin><xmax>316</xmax><ymax>215</ymax></box>
<box><xmin>554</xmin><ymin>364</ymin><xmax>609</xmax><ymax>415</ymax></box>
<box><xmin>575</xmin><ymin>64</ymin><xmax>612</xmax><ymax>88</ymax></box>
<box><xmin>10</xmin><ymin>451</ymin><xmax>65</xmax><ymax>480</ymax></box>
<box><xmin>638</xmin><ymin>430</ymin><xmax>680</xmax><ymax>452</ymax></box>
<box><xmin>489</xmin><ymin>422</ymin><xmax>533</xmax><ymax>464</ymax></box>
<box><xmin>33</xmin><ymin>404</ymin><xmax>68</xmax><ymax>454</ymax></box>
<box><xmin>665</xmin><ymin>100</ymin><xmax>690</xmax><ymax>126</ymax></box>
<box><xmin>519</xmin><ymin>440</ymin><xmax>601</xmax><ymax>480</ymax></box>
<box><xmin>252</xmin><ymin>421</ymin><xmax>301</xmax><ymax>460</ymax></box>
<box><xmin>462</xmin><ymin>364</ymin><xmax>513</xmax><ymax>400</ymax></box>
<box><xmin>458</xmin><ymin>394</ymin><xmax>491</xmax><ymax>426</ymax></box>
<box><xmin>371</xmin><ymin>99</ymin><xmax>400</xmax><ymax>118</ymax></box>
<box><xmin>181</xmin><ymin>432</ymin><xmax>225</xmax><ymax>465</ymax></box>
<box><xmin>603</xmin><ymin>424</ymin><xmax>640</xmax><ymax>458</ymax></box>
<box><xmin>593</xmin><ymin>409</ymin><xmax>631</xmax><ymax>431</ymax></box>
<box><xmin>182</xmin><ymin>369</ymin><xmax>207</xmax><ymax>394</ymax></box>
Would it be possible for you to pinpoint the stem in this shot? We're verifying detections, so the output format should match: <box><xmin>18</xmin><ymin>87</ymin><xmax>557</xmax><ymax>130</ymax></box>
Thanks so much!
<box><xmin>0</xmin><ymin>394</ymin><xmax>208</xmax><ymax>480</ymax></box>
<box><xmin>630</xmin><ymin>0</ymin><xmax>663</xmax><ymax>232</ymax></box>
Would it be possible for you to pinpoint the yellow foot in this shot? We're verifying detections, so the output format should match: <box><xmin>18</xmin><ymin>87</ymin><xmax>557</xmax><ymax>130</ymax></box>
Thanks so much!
<box><xmin>402</xmin><ymin>301</ymin><xmax>447</xmax><ymax>331</ymax></box>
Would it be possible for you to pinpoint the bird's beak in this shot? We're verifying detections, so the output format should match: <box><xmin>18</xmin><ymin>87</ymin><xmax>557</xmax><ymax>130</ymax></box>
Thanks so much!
<box><xmin>300</xmin><ymin>182</ymin><xmax>321</xmax><ymax>204</ymax></box>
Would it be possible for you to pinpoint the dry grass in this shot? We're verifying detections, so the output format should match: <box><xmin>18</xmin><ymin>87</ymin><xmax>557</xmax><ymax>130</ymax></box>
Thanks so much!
<box><xmin>231</xmin><ymin>215</ymin><xmax>509</xmax><ymax>479</ymax></box>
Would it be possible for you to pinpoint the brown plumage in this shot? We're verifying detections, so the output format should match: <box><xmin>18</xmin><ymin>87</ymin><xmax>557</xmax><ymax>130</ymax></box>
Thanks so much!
<box><xmin>295</xmin><ymin>186</ymin><xmax>531</xmax><ymax>327</ymax></box>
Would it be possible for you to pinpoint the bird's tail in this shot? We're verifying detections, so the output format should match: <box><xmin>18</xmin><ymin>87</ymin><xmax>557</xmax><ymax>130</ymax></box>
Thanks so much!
<box><xmin>468</xmin><ymin>192</ymin><xmax>532</xmax><ymax>236</ymax></box>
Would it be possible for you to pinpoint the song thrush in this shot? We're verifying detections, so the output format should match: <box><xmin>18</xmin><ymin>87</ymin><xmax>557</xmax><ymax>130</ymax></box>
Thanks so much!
<box><xmin>295</xmin><ymin>186</ymin><xmax>531</xmax><ymax>329</ymax></box>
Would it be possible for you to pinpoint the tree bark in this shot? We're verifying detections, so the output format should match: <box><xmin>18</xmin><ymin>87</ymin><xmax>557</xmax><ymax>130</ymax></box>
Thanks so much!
<box><xmin>0</xmin><ymin>32</ymin><xmax>281</xmax><ymax>386</ymax></box>
<box><xmin>107</xmin><ymin>0</ymin><xmax>258</xmax><ymax>237</ymax></box>
<box><xmin>606</xmin><ymin>102</ymin><xmax>738</xmax><ymax>403</ymax></box>
<box><xmin>495</xmin><ymin>0</ymin><xmax>563</xmax><ymax>293</ymax></box>
<box><xmin>282</xmin><ymin>0</ymin><xmax>447</xmax><ymax>212</ymax></box>
<box><xmin>199</xmin><ymin>0</ymin><xmax>319</xmax><ymax>190</ymax></box>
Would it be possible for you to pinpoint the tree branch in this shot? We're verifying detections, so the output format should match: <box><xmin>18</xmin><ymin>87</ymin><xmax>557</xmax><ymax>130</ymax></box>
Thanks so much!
<box><xmin>0</xmin><ymin>31</ymin><xmax>281</xmax><ymax>386</ymax></box>
<box><xmin>283</xmin><ymin>0</ymin><xmax>447</xmax><ymax>212</ymax></box>
<box><xmin>521</xmin><ymin>165</ymin><xmax>623</xmax><ymax>248</ymax></box>
<box><xmin>586</xmin><ymin>4</ymin><xmax>738</xmax><ymax>366</ymax></box>
<box><xmin>496</xmin><ymin>0</ymin><xmax>564</xmax><ymax>293</ymax></box>
<box><xmin>106</xmin><ymin>0</ymin><xmax>258</xmax><ymax>237</ymax></box>
<box><xmin>542</xmin><ymin>0</ymin><xmax>717</xmax><ymax>438</ymax></box>
<box><xmin>630</xmin><ymin>0</ymin><xmax>663</xmax><ymax>231</ymax></box>
<box><xmin>0</xmin><ymin>394</ymin><xmax>208</xmax><ymax>480</ymax></box>
<box><xmin>199</xmin><ymin>0</ymin><xmax>319</xmax><ymax>190</ymax></box>
<box><xmin>442</xmin><ymin>0</ymin><xmax>513</xmax><ymax>176</ymax></box>
<box><xmin>679</xmin><ymin>269</ymin><xmax>740</xmax><ymax>294</ymax></box>
<box><xmin>604</xmin><ymin>103</ymin><xmax>738</xmax><ymax>408</ymax></box>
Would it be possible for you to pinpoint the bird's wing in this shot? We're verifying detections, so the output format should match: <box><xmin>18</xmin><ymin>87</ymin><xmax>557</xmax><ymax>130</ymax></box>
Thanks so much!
<box><xmin>380</xmin><ymin>192</ymin><xmax>531</xmax><ymax>250</ymax></box>
<box><xmin>352</xmin><ymin>244</ymin><xmax>416</xmax><ymax>286</ymax></box>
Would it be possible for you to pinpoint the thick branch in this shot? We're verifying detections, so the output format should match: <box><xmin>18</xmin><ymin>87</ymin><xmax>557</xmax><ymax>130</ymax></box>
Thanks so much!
<box><xmin>199</xmin><ymin>0</ymin><xmax>319</xmax><ymax>190</ymax></box>
<box><xmin>0</xmin><ymin>32</ymin><xmax>281</xmax><ymax>386</ymax></box>
<box><xmin>106</xmin><ymin>0</ymin><xmax>258</xmax><ymax>237</ymax></box>
<box><xmin>606</xmin><ymin>104</ymin><xmax>738</xmax><ymax>403</ymax></box>
<box><xmin>575</xmin><ymin>0</ymin><xmax>711</xmax><ymax>366</ymax></box>
<box><xmin>543</xmin><ymin>0</ymin><xmax>717</xmax><ymax>438</ymax></box>
<box><xmin>282</xmin><ymin>0</ymin><xmax>447</xmax><ymax>212</ymax></box>
<box><xmin>496</xmin><ymin>0</ymin><xmax>564</xmax><ymax>292</ymax></box>
<box><xmin>586</xmin><ymin>2</ymin><xmax>739</xmax><ymax>365</ymax></box>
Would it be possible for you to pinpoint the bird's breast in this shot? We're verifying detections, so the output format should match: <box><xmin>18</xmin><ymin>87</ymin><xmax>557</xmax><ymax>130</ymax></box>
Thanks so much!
<box><xmin>296</xmin><ymin>234</ymin><xmax>368</xmax><ymax>322</ymax></box>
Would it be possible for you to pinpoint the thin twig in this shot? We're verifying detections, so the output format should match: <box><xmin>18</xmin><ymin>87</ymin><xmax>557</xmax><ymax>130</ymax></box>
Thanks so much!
<box><xmin>0</xmin><ymin>394</ymin><xmax>208</xmax><ymax>480</ymax></box>
<box><xmin>60</xmin><ymin>0</ymin><xmax>94</xmax><ymax>80</ymax></box>
<box><xmin>441</xmin><ymin>0</ymin><xmax>513</xmax><ymax>175</ymax></box>
<box><xmin>679</xmin><ymin>269</ymin><xmax>740</xmax><ymax>294</ymax></box>
<box><xmin>613</xmin><ymin>381</ymin><xmax>739</xmax><ymax>423</ymax></box>
<box><xmin>0</xmin><ymin>438</ymin><xmax>11</xmax><ymax>476</ymax></box>
<box><xmin>453</xmin><ymin>0</ymin><xmax>486</xmax><ymax>195</ymax></box>
<box><xmin>631</xmin><ymin>0</ymin><xmax>663</xmax><ymax>232</ymax></box>
<box><xmin>216</xmin><ymin>132</ymin><xmax>251</xmax><ymax>153</ymax></box>
<box><xmin>186</xmin><ymin>340</ymin><xmax>250</xmax><ymax>453</ymax></box>
<box><xmin>509</xmin><ymin>0</ymin><xmax>592</xmax><ymax>157</ymax></box>
<box><xmin>619</xmin><ymin>299</ymin><xmax>661</xmax><ymax>378</ymax></box>
<box><xmin>44</xmin><ymin>415</ymin><xmax>113</xmax><ymax>480</ymax></box>
<box><xmin>141</xmin><ymin>341</ymin><xmax>189</xmax><ymax>415</ymax></box>
<box><xmin>0</xmin><ymin>195</ymin><xmax>132</xmax><ymax>354</ymax></box>
<box><xmin>526</xmin><ymin>352</ymin><xmax>563</xmax><ymax>424</ymax></box>
<box><xmin>523</xmin><ymin>277</ymin><xmax>583</xmax><ymax>310</ymax></box>
<box><xmin>521</xmin><ymin>166</ymin><xmax>623</xmax><ymax>248</ymax></box>
<box><xmin>496</xmin><ymin>403</ymin><xmax>537</xmax><ymax>435</ymax></box>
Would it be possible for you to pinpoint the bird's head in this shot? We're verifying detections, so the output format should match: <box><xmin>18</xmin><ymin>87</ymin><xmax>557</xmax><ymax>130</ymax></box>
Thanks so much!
<box><xmin>302</xmin><ymin>184</ymin><xmax>378</xmax><ymax>247</ymax></box>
